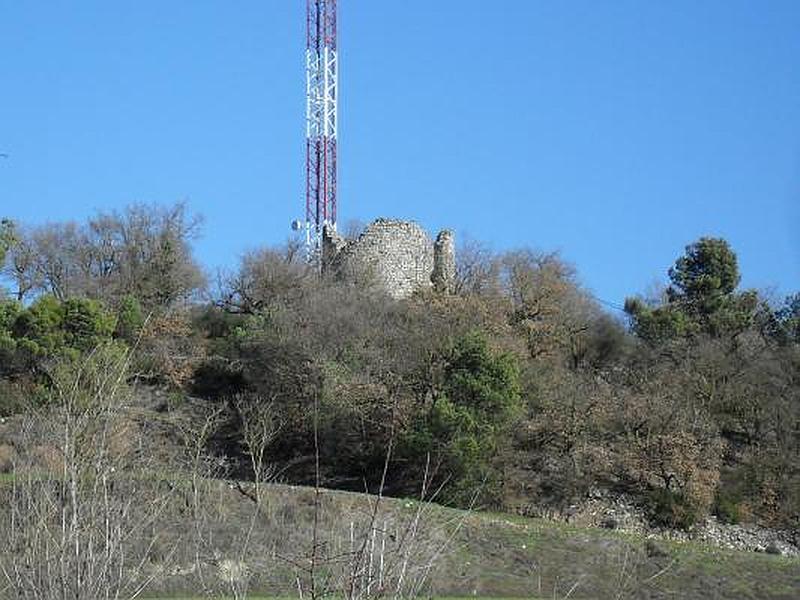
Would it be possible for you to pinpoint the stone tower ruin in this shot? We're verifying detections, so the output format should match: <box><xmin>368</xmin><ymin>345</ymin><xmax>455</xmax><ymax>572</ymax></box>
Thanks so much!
<box><xmin>322</xmin><ymin>218</ymin><xmax>455</xmax><ymax>299</ymax></box>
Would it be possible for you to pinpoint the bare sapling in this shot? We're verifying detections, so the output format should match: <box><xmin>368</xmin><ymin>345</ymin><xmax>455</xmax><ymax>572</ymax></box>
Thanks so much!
<box><xmin>170</xmin><ymin>401</ymin><xmax>228</xmax><ymax>598</ymax></box>
<box><xmin>229</xmin><ymin>393</ymin><xmax>282</xmax><ymax>600</ymax></box>
<box><xmin>0</xmin><ymin>343</ymin><xmax>180</xmax><ymax>600</ymax></box>
<box><xmin>291</xmin><ymin>393</ymin><xmax>473</xmax><ymax>600</ymax></box>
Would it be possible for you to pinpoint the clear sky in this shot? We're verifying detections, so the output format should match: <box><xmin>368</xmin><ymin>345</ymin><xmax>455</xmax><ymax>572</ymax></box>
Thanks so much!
<box><xmin>1</xmin><ymin>1</ymin><xmax>798</xmax><ymax>306</ymax></box>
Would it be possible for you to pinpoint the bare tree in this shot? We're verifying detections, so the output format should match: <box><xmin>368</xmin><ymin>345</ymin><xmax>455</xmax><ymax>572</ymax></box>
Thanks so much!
<box><xmin>1</xmin><ymin>225</ymin><xmax>41</xmax><ymax>301</ymax></box>
<box><xmin>500</xmin><ymin>250</ymin><xmax>599</xmax><ymax>365</ymax></box>
<box><xmin>0</xmin><ymin>344</ymin><xmax>181</xmax><ymax>600</ymax></box>
<box><xmin>216</xmin><ymin>243</ymin><xmax>311</xmax><ymax>315</ymax></box>
<box><xmin>287</xmin><ymin>390</ymin><xmax>470</xmax><ymax>600</ymax></box>
<box><xmin>454</xmin><ymin>237</ymin><xmax>500</xmax><ymax>297</ymax></box>
<box><xmin>170</xmin><ymin>402</ymin><xmax>232</xmax><ymax>598</ymax></box>
<box><xmin>2</xmin><ymin>202</ymin><xmax>205</xmax><ymax>309</ymax></box>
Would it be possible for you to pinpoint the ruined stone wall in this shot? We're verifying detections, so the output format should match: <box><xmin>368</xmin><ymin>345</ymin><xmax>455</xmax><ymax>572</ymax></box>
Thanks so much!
<box><xmin>323</xmin><ymin>218</ymin><xmax>454</xmax><ymax>299</ymax></box>
<box><xmin>432</xmin><ymin>230</ymin><xmax>456</xmax><ymax>294</ymax></box>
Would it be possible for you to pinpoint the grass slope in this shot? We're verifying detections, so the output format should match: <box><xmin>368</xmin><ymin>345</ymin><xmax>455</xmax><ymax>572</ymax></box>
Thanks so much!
<box><xmin>137</xmin><ymin>482</ymin><xmax>798</xmax><ymax>600</ymax></box>
<box><xmin>2</xmin><ymin>474</ymin><xmax>796</xmax><ymax>599</ymax></box>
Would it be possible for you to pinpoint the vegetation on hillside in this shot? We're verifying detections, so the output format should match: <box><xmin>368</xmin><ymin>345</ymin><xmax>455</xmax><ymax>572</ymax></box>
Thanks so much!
<box><xmin>1</xmin><ymin>202</ymin><xmax>798</xmax><ymax>535</ymax></box>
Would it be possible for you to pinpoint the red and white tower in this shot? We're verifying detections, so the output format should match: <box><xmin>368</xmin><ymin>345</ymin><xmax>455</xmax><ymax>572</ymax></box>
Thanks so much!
<box><xmin>304</xmin><ymin>0</ymin><xmax>338</xmax><ymax>261</ymax></box>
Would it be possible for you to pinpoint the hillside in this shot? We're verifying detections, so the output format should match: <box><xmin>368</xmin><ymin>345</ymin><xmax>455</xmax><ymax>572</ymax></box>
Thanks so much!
<box><xmin>122</xmin><ymin>481</ymin><xmax>800</xmax><ymax>599</ymax></box>
<box><xmin>1</xmin><ymin>206</ymin><xmax>799</xmax><ymax>599</ymax></box>
<box><xmin>2</xmin><ymin>386</ymin><xmax>797</xmax><ymax>600</ymax></box>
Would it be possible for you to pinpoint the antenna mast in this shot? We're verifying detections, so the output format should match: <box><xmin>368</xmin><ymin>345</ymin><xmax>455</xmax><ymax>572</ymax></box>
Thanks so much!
<box><xmin>305</xmin><ymin>0</ymin><xmax>338</xmax><ymax>262</ymax></box>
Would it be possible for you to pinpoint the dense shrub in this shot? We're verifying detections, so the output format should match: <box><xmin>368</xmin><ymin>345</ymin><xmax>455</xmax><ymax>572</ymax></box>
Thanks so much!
<box><xmin>402</xmin><ymin>332</ymin><xmax>522</xmax><ymax>506</ymax></box>
<box><xmin>0</xmin><ymin>296</ymin><xmax>117</xmax><ymax>375</ymax></box>
<box><xmin>713</xmin><ymin>491</ymin><xmax>743</xmax><ymax>525</ymax></box>
<box><xmin>113</xmin><ymin>294</ymin><xmax>145</xmax><ymax>343</ymax></box>
<box><xmin>648</xmin><ymin>488</ymin><xmax>701</xmax><ymax>530</ymax></box>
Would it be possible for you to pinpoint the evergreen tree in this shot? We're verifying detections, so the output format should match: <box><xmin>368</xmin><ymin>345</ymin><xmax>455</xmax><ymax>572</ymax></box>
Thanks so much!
<box><xmin>626</xmin><ymin>237</ymin><xmax>756</xmax><ymax>341</ymax></box>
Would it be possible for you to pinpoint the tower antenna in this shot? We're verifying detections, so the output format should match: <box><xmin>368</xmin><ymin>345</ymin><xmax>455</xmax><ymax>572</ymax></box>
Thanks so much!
<box><xmin>304</xmin><ymin>0</ymin><xmax>338</xmax><ymax>263</ymax></box>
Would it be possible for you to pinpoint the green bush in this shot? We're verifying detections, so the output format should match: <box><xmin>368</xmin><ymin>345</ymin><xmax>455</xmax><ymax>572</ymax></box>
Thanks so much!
<box><xmin>113</xmin><ymin>294</ymin><xmax>145</xmax><ymax>343</ymax></box>
<box><xmin>713</xmin><ymin>490</ymin><xmax>743</xmax><ymax>525</ymax></box>
<box><xmin>648</xmin><ymin>488</ymin><xmax>701</xmax><ymax>530</ymax></box>
<box><xmin>403</xmin><ymin>332</ymin><xmax>521</xmax><ymax>506</ymax></box>
<box><xmin>0</xmin><ymin>296</ymin><xmax>120</xmax><ymax>391</ymax></box>
<box><xmin>62</xmin><ymin>298</ymin><xmax>116</xmax><ymax>351</ymax></box>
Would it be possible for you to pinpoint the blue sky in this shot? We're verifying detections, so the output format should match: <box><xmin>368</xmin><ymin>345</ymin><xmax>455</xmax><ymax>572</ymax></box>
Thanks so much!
<box><xmin>1</xmin><ymin>1</ymin><xmax>798</xmax><ymax>306</ymax></box>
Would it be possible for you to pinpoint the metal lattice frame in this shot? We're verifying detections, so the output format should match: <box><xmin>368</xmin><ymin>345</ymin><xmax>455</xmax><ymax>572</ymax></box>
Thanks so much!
<box><xmin>305</xmin><ymin>0</ymin><xmax>338</xmax><ymax>261</ymax></box>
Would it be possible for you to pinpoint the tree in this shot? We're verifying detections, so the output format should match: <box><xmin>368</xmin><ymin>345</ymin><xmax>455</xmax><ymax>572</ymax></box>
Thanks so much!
<box><xmin>626</xmin><ymin>237</ymin><xmax>756</xmax><ymax>341</ymax></box>
<box><xmin>1</xmin><ymin>343</ymin><xmax>181</xmax><ymax>600</ymax></box>
<box><xmin>0</xmin><ymin>300</ymin><xmax>23</xmax><ymax>379</ymax></box>
<box><xmin>0</xmin><ymin>295</ymin><xmax>117</xmax><ymax>381</ymax></box>
<box><xmin>611</xmin><ymin>377</ymin><xmax>723</xmax><ymax>529</ymax></box>
<box><xmin>2</xmin><ymin>224</ymin><xmax>41</xmax><ymax>301</ymax></box>
<box><xmin>624</xmin><ymin>297</ymin><xmax>697</xmax><ymax>343</ymax></box>
<box><xmin>113</xmin><ymin>294</ymin><xmax>145</xmax><ymax>343</ymax></box>
<box><xmin>216</xmin><ymin>242</ymin><xmax>310</xmax><ymax>315</ymax></box>
<box><xmin>0</xmin><ymin>218</ymin><xmax>13</xmax><ymax>266</ymax></box>
<box><xmin>502</xmin><ymin>250</ymin><xmax>599</xmax><ymax>366</ymax></box>
<box><xmin>453</xmin><ymin>237</ymin><xmax>500</xmax><ymax>297</ymax></box>
<box><xmin>775</xmin><ymin>293</ymin><xmax>800</xmax><ymax>344</ymax></box>
<box><xmin>3</xmin><ymin>202</ymin><xmax>205</xmax><ymax>309</ymax></box>
<box><xmin>107</xmin><ymin>202</ymin><xmax>205</xmax><ymax>307</ymax></box>
<box><xmin>667</xmin><ymin>237</ymin><xmax>740</xmax><ymax>310</ymax></box>
<box><xmin>403</xmin><ymin>332</ymin><xmax>521</xmax><ymax>506</ymax></box>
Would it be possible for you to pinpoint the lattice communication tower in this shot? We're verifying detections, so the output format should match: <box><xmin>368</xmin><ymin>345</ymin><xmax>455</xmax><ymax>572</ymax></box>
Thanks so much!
<box><xmin>301</xmin><ymin>0</ymin><xmax>338</xmax><ymax>262</ymax></box>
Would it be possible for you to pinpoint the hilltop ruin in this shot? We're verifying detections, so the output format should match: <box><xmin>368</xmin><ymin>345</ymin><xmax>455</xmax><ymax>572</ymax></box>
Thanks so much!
<box><xmin>322</xmin><ymin>218</ymin><xmax>455</xmax><ymax>299</ymax></box>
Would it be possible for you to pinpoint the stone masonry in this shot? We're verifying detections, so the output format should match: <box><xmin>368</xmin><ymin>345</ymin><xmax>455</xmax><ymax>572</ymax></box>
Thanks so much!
<box><xmin>431</xmin><ymin>229</ymin><xmax>456</xmax><ymax>294</ymax></box>
<box><xmin>322</xmin><ymin>218</ymin><xmax>455</xmax><ymax>299</ymax></box>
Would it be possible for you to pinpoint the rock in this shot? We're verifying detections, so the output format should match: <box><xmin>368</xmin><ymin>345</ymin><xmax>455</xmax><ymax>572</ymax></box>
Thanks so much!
<box><xmin>517</xmin><ymin>491</ymin><xmax>800</xmax><ymax>558</ymax></box>
<box><xmin>645</xmin><ymin>540</ymin><xmax>670</xmax><ymax>558</ymax></box>
<box><xmin>765</xmin><ymin>543</ymin><xmax>782</xmax><ymax>556</ymax></box>
<box><xmin>0</xmin><ymin>443</ymin><xmax>17</xmax><ymax>473</ymax></box>
<box><xmin>600</xmin><ymin>517</ymin><xmax>618</xmax><ymax>530</ymax></box>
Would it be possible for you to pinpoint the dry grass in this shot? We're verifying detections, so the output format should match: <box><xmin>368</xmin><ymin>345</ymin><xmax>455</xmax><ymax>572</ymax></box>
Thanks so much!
<box><xmin>1</xmin><ymin>475</ymin><xmax>798</xmax><ymax>599</ymax></box>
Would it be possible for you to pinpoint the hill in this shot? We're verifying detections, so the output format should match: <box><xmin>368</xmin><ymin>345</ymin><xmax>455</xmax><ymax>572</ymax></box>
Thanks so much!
<box><xmin>129</xmin><ymin>481</ymin><xmax>800</xmax><ymax>599</ymax></box>
<box><xmin>1</xmin><ymin>205</ymin><xmax>799</xmax><ymax>599</ymax></box>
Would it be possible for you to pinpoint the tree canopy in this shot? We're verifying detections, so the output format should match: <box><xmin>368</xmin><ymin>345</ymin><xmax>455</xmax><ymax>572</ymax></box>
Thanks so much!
<box><xmin>0</xmin><ymin>219</ymin><xmax>13</xmax><ymax>266</ymax></box>
<box><xmin>1</xmin><ymin>203</ymin><xmax>204</xmax><ymax>310</ymax></box>
<box><xmin>625</xmin><ymin>237</ymin><xmax>760</xmax><ymax>341</ymax></box>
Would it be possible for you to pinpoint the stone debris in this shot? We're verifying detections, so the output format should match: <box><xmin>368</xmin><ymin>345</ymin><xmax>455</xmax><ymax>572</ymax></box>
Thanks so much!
<box><xmin>520</xmin><ymin>489</ymin><xmax>799</xmax><ymax>557</ymax></box>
